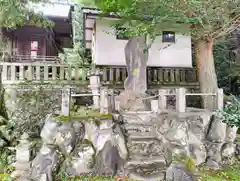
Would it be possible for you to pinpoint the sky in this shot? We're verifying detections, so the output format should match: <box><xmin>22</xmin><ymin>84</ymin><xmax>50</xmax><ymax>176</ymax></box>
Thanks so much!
<box><xmin>30</xmin><ymin>0</ymin><xmax>73</xmax><ymax>17</ymax></box>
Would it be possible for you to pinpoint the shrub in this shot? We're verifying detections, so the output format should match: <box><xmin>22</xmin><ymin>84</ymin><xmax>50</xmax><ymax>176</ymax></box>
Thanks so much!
<box><xmin>217</xmin><ymin>95</ymin><xmax>240</xmax><ymax>127</ymax></box>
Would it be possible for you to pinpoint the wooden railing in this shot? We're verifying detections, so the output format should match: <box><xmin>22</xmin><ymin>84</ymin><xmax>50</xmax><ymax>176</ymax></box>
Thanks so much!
<box><xmin>6</xmin><ymin>55</ymin><xmax>60</xmax><ymax>63</ymax></box>
<box><xmin>0</xmin><ymin>62</ymin><xmax>89</xmax><ymax>85</ymax></box>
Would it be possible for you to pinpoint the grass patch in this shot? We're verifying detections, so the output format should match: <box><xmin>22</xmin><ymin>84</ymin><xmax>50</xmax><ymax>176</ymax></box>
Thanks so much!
<box><xmin>199</xmin><ymin>165</ymin><xmax>240</xmax><ymax>181</ymax></box>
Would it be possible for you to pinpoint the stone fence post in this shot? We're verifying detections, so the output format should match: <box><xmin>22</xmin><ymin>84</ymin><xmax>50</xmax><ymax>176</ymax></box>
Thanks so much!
<box><xmin>176</xmin><ymin>88</ymin><xmax>186</xmax><ymax>113</ymax></box>
<box><xmin>216</xmin><ymin>88</ymin><xmax>224</xmax><ymax>110</ymax></box>
<box><xmin>88</xmin><ymin>73</ymin><xmax>101</xmax><ymax>109</ymax></box>
<box><xmin>100</xmin><ymin>87</ymin><xmax>109</xmax><ymax>114</ymax></box>
<box><xmin>158</xmin><ymin>89</ymin><xmax>168</xmax><ymax>110</ymax></box>
<box><xmin>108</xmin><ymin>89</ymin><xmax>115</xmax><ymax>113</ymax></box>
<box><xmin>61</xmin><ymin>86</ymin><xmax>71</xmax><ymax>116</ymax></box>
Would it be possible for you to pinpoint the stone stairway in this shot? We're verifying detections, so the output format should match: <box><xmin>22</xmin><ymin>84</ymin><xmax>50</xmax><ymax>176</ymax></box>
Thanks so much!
<box><xmin>120</xmin><ymin>111</ymin><xmax>167</xmax><ymax>180</ymax></box>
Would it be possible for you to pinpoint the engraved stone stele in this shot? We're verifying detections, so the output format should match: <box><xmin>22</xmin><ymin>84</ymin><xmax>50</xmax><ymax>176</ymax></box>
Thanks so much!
<box><xmin>120</xmin><ymin>36</ymin><xmax>150</xmax><ymax>111</ymax></box>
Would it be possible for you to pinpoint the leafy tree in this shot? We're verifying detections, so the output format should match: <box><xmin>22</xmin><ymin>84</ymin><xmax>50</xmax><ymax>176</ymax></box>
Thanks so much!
<box><xmin>79</xmin><ymin>0</ymin><xmax>240</xmax><ymax>109</ymax></box>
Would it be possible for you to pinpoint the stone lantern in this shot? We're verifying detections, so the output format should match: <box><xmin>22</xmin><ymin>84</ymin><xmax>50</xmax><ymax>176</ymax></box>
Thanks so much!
<box><xmin>15</xmin><ymin>133</ymin><xmax>33</xmax><ymax>170</ymax></box>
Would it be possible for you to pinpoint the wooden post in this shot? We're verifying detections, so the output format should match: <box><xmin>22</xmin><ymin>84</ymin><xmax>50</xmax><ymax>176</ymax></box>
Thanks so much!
<box><xmin>158</xmin><ymin>89</ymin><xmax>168</xmax><ymax>110</ymax></box>
<box><xmin>176</xmin><ymin>88</ymin><xmax>186</xmax><ymax>113</ymax></box>
<box><xmin>100</xmin><ymin>87</ymin><xmax>108</xmax><ymax>114</ymax></box>
<box><xmin>61</xmin><ymin>87</ymin><xmax>71</xmax><ymax>116</ymax></box>
<box><xmin>216</xmin><ymin>88</ymin><xmax>224</xmax><ymax>109</ymax></box>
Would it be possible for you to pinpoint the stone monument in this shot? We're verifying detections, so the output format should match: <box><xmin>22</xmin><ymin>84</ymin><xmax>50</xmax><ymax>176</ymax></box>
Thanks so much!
<box><xmin>119</xmin><ymin>36</ymin><xmax>150</xmax><ymax>111</ymax></box>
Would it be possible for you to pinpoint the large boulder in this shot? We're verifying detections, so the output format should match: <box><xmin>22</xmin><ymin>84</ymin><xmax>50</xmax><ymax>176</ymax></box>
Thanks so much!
<box><xmin>30</xmin><ymin>144</ymin><xmax>59</xmax><ymax>181</ymax></box>
<box><xmin>187</xmin><ymin>132</ymin><xmax>207</xmax><ymax>165</ymax></box>
<box><xmin>40</xmin><ymin>114</ymin><xmax>80</xmax><ymax>155</ymax></box>
<box><xmin>206</xmin><ymin>116</ymin><xmax>226</xmax><ymax>142</ymax></box>
<box><xmin>225</xmin><ymin>125</ymin><xmax>238</xmax><ymax>143</ymax></box>
<box><xmin>221</xmin><ymin>142</ymin><xmax>236</xmax><ymax>165</ymax></box>
<box><xmin>84</xmin><ymin>119</ymin><xmax>127</xmax><ymax>176</ymax></box>
<box><xmin>165</xmin><ymin>163</ymin><xmax>196</xmax><ymax>181</ymax></box>
<box><xmin>92</xmin><ymin>140</ymin><xmax>124</xmax><ymax>176</ymax></box>
<box><xmin>64</xmin><ymin>143</ymin><xmax>95</xmax><ymax>176</ymax></box>
<box><xmin>85</xmin><ymin>119</ymin><xmax>128</xmax><ymax>161</ymax></box>
<box><xmin>54</xmin><ymin>122</ymin><xmax>76</xmax><ymax>155</ymax></box>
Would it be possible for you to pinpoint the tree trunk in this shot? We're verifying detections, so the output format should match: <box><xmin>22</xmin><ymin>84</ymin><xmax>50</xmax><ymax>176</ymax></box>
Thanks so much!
<box><xmin>195</xmin><ymin>38</ymin><xmax>218</xmax><ymax>110</ymax></box>
<box><xmin>0</xmin><ymin>27</ymin><xmax>8</xmax><ymax>119</ymax></box>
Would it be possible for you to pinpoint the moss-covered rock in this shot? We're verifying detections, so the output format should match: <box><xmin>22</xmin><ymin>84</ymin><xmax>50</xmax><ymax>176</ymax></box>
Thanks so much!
<box><xmin>55</xmin><ymin>106</ymin><xmax>112</xmax><ymax>124</ymax></box>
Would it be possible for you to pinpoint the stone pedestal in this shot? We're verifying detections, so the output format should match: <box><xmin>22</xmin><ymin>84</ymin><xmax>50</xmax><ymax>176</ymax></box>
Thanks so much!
<box><xmin>118</xmin><ymin>91</ymin><xmax>150</xmax><ymax>111</ymax></box>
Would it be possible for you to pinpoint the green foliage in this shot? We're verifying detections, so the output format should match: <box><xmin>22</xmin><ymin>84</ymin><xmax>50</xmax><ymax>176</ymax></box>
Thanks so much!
<box><xmin>77</xmin><ymin>0</ymin><xmax>97</xmax><ymax>7</ymax></box>
<box><xmin>59</xmin><ymin>4</ymin><xmax>92</xmax><ymax>73</ymax></box>
<box><xmin>4</xmin><ymin>83</ymin><xmax>61</xmax><ymax>142</ymax></box>
<box><xmin>199</xmin><ymin>165</ymin><xmax>240</xmax><ymax>181</ymax></box>
<box><xmin>85</xmin><ymin>0</ymin><xmax>240</xmax><ymax>40</ymax></box>
<box><xmin>213</xmin><ymin>38</ymin><xmax>240</xmax><ymax>96</ymax></box>
<box><xmin>217</xmin><ymin>95</ymin><xmax>240</xmax><ymax>127</ymax></box>
<box><xmin>0</xmin><ymin>174</ymin><xmax>12</xmax><ymax>181</ymax></box>
<box><xmin>214</xmin><ymin>39</ymin><xmax>232</xmax><ymax>93</ymax></box>
<box><xmin>0</xmin><ymin>0</ymin><xmax>54</xmax><ymax>28</ymax></box>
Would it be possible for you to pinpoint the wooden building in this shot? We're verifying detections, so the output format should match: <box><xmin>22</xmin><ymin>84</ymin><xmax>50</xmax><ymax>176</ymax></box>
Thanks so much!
<box><xmin>2</xmin><ymin>3</ymin><xmax>72</xmax><ymax>62</ymax></box>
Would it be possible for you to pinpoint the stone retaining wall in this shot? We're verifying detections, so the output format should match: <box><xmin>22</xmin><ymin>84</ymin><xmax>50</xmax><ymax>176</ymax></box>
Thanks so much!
<box><xmin>10</xmin><ymin>109</ymin><xmax>240</xmax><ymax>181</ymax></box>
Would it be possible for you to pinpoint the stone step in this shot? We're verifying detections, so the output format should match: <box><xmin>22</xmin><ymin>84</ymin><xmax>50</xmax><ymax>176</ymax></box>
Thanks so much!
<box><xmin>124</xmin><ymin>124</ymin><xmax>157</xmax><ymax>139</ymax></box>
<box><xmin>125</xmin><ymin>159</ymin><xmax>166</xmax><ymax>181</ymax></box>
<box><xmin>128</xmin><ymin>137</ymin><xmax>159</xmax><ymax>143</ymax></box>
<box><xmin>127</xmin><ymin>133</ymin><xmax>157</xmax><ymax>140</ymax></box>
<box><xmin>128</xmin><ymin>155</ymin><xmax>165</xmax><ymax>162</ymax></box>
<box><xmin>126</xmin><ymin>156</ymin><xmax>166</xmax><ymax>166</ymax></box>
<box><xmin>128</xmin><ymin>172</ymin><xmax>165</xmax><ymax>181</ymax></box>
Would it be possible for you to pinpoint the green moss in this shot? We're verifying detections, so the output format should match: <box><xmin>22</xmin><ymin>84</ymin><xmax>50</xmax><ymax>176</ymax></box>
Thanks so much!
<box><xmin>81</xmin><ymin>139</ymin><xmax>92</xmax><ymax>145</ymax></box>
<box><xmin>56</xmin><ymin>115</ymin><xmax>71</xmax><ymax>122</ymax></box>
<box><xmin>70</xmin><ymin>106</ymin><xmax>112</xmax><ymax>121</ymax></box>
<box><xmin>55</xmin><ymin>105</ymin><xmax>113</xmax><ymax>124</ymax></box>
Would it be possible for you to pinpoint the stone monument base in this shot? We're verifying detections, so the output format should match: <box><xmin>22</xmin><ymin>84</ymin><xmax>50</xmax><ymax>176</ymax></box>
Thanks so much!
<box><xmin>118</xmin><ymin>91</ymin><xmax>150</xmax><ymax>111</ymax></box>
